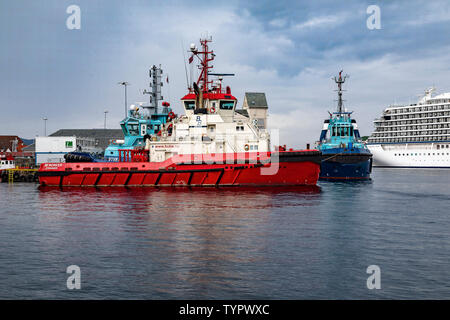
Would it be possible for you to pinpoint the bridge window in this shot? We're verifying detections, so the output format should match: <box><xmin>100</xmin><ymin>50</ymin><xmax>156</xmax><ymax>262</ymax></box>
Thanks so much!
<box><xmin>128</xmin><ymin>124</ymin><xmax>139</xmax><ymax>135</ymax></box>
<box><xmin>342</xmin><ymin>127</ymin><xmax>348</xmax><ymax>136</ymax></box>
<box><xmin>220</xmin><ymin>100</ymin><xmax>234</xmax><ymax>110</ymax></box>
<box><xmin>184</xmin><ymin>101</ymin><xmax>195</xmax><ymax>110</ymax></box>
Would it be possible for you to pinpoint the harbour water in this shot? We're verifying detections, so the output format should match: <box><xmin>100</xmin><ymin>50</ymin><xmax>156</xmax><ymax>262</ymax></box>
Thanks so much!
<box><xmin>0</xmin><ymin>168</ymin><xmax>449</xmax><ymax>299</ymax></box>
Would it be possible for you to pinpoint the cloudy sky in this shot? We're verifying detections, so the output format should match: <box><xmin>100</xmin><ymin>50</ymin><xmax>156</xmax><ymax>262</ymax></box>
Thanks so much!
<box><xmin>1</xmin><ymin>0</ymin><xmax>450</xmax><ymax>147</ymax></box>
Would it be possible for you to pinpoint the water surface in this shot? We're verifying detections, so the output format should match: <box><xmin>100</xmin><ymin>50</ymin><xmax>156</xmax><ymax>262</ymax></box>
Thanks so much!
<box><xmin>0</xmin><ymin>168</ymin><xmax>449</xmax><ymax>299</ymax></box>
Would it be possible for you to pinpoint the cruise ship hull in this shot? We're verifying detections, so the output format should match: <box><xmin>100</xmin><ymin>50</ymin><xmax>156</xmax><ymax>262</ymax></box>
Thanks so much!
<box><xmin>37</xmin><ymin>150</ymin><xmax>322</xmax><ymax>187</ymax></box>
<box><xmin>319</xmin><ymin>153</ymin><xmax>372</xmax><ymax>180</ymax></box>
<box><xmin>367</xmin><ymin>143</ymin><xmax>450</xmax><ymax>168</ymax></box>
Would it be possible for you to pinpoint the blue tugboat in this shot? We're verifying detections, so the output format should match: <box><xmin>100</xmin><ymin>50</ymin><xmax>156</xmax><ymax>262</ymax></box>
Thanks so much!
<box><xmin>317</xmin><ymin>71</ymin><xmax>372</xmax><ymax>180</ymax></box>
<box><xmin>65</xmin><ymin>65</ymin><xmax>173</xmax><ymax>163</ymax></box>
<box><xmin>103</xmin><ymin>65</ymin><xmax>173</xmax><ymax>161</ymax></box>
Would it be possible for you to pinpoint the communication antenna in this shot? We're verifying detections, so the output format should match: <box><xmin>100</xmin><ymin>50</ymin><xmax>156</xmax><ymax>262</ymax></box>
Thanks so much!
<box><xmin>181</xmin><ymin>40</ymin><xmax>190</xmax><ymax>90</ymax></box>
<box><xmin>333</xmin><ymin>70</ymin><xmax>349</xmax><ymax>113</ymax></box>
<box><xmin>118</xmin><ymin>81</ymin><xmax>130</xmax><ymax>117</ymax></box>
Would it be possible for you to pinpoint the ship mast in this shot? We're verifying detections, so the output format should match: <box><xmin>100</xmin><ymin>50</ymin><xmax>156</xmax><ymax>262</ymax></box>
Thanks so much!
<box><xmin>333</xmin><ymin>70</ymin><xmax>348</xmax><ymax>113</ymax></box>
<box><xmin>143</xmin><ymin>65</ymin><xmax>164</xmax><ymax>113</ymax></box>
<box><xmin>187</xmin><ymin>37</ymin><xmax>234</xmax><ymax>99</ymax></box>
<box><xmin>190</xmin><ymin>37</ymin><xmax>215</xmax><ymax>93</ymax></box>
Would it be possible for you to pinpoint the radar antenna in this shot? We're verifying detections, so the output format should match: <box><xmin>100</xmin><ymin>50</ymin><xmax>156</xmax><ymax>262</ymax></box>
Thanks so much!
<box><xmin>189</xmin><ymin>37</ymin><xmax>215</xmax><ymax>93</ymax></box>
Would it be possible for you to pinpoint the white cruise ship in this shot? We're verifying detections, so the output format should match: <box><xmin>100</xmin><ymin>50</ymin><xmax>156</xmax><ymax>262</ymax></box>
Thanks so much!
<box><xmin>367</xmin><ymin>88</ymin><xmax>450</xmax><ymax>168</ymax></box>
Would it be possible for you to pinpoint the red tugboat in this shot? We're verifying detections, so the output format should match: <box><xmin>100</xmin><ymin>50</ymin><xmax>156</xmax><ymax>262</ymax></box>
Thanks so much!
<box><xmin>38</xmin><ymin>37</ymin><xmax>321</xmax><ymax>187</ymax></box>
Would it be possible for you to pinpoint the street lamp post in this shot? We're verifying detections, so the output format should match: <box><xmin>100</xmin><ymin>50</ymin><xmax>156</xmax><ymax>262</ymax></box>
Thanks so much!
<box><xmin>104</xmin><ymin>110</ymin><xmax>108</xmax><ymax>129</ymax></box>
<box><xmin>43</xmin><ymin>117</ymin><xmax>48</xmax><ymax>136</ymax></box>
<box><xmin>118</xmin><ymin>81</ymin><xmax>130</xmax><ymax>117</ymax></box>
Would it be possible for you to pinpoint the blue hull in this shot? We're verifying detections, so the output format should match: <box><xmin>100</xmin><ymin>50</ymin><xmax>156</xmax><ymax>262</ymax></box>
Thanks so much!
<box><xmin>320</xmin><ymin>158</ymin><xmax>372</xmax><ymax>180</ymax></box>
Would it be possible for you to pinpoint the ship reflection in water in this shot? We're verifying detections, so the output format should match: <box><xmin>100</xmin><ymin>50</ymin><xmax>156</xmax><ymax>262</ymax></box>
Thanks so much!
<box><xmin>34</xmin><ymin>186</ymin><xmax>321</xmax><ymax>299</ymax></box>
<box><xmin>2</xmin><ymin>170</ymin><xmax>450</xmax><ymax>299</ymax></box>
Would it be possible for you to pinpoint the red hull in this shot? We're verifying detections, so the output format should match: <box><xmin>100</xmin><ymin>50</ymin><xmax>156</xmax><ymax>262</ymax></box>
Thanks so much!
<box><xmin>38</xmin><ymin>150</ymin><xmax>321</xmax><ymax>187</ymax></box>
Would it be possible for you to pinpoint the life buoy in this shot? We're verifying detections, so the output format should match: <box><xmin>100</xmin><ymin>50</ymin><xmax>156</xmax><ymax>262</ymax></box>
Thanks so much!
<box><xmin>168</xmin><ymin>111</ymin><xmax>175</xmax><ymax>120</ymax></box>
<box><xmin>244</xmin><ymin>144</ymin><xmax>250</xmax><ymax>151</ymax></box>
<box><xmin>210</xmin><ymin>106</ymin><xmax>216</xmax><ymax>114</ymax></box>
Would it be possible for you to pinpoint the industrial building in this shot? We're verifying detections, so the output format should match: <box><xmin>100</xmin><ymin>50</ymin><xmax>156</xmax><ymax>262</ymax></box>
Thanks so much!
<box><xmin>33</xmin><ymin>129</ymin><xmax>124</xmax><ymax>165</ymax></box>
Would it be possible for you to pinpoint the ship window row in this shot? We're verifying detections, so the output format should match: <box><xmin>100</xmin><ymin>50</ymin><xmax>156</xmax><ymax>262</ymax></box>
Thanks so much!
<box><xmin>376</xmin><ymin>123</ymin><xmax>450</xmax><ymax>130</ymax></box>
<box><xmin>183</xmin><ymin>100</ymin><xmax>236</xmax><ymax>111</ymax></box>
<box><xmin>424</xmin><ymin>99</ymin><xmax>450</xmax><ymax>105</ymax></box>
<box><xmin>372</xmin><ymin>130</ymin><xmax>450</xmax><ymax>136</ymax></box>
<box><xmin>394</xmin><ymin>151</ymin><xmax>450</xmax><ymax>156</ymax></box>
<box><xmin>184</xmin><ymin>101</ymin><xmax>195</xmax><ymax>110</ymax></box>
<box><xmin>386</xmin><ymin>103</ymin><xmax>450</xmax><ymax>114</ymax></box>
<box><xmin>389</xmin><ymin>107</ymin><xmax>450</xmax><ymax>114</ymax></box>
<box><xmin>375</xmin><ymin>118</ymin><xmax>450</xmax><ymax>126</ymax></box>
<box><xmin>375</xmin><ymin>126</ymin><xmax>450</xmax><ymax>132</ymax></box>
<box><xmin>1</xmin><ymin>160</ymin><xmax>13</xmax><ymax>165</ymax></box>
<box><xmin>382</xmin><ymin>112</ymin><xmax>450</xmax><ymax>121</ymax></box>
<box><xmin>126</xmin><ymin>124</ymin><xmax>139</xmax><ymax>135</ymax></box>
<box><xmin>220</xmin><ymin>101</ymin><xmax>235</xmax><ymax>110</ymax></box>
<box><xmin>371</xmin><ymin>133</ymin><xmax>450</xmax><ymax>139</ymax></box>
<box><xmin>368</xmin><ymin>136</ymin><xmax>450</xmax><ymax>143</ymax></box>
<box><xmin>331</xmin><ymin>126</ymin><xmax>354</xmax><ymax>137</ymax></box>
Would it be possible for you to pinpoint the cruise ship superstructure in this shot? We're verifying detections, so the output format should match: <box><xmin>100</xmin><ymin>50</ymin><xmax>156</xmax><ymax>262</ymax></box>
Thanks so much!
<box><xmin>367</xmin><ymin>88</ymin><xmax>450</xmax><ymax>168</ymax></box>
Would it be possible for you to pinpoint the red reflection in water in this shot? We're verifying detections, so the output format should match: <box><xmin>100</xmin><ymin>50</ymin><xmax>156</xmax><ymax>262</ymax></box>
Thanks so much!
<box><xmin>37</xmin><ymin>185</ymin><xmax>321</xmax><ymax>293</ymax></box>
